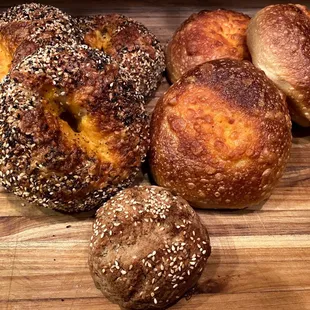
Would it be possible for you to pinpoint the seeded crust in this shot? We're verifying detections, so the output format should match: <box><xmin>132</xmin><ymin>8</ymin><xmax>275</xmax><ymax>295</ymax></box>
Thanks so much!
<box><xmin>0</xmin><ymin>3</ymin><xmax>80</xmax><ymax>79</ymax></box>
<box><xmin>247</xmin><ymin>4</ymin><xmax>310</xmax><ymax>127</ymax></box>
<box><xmin>89</xmin><ymin>186</ymin><xmax>211</xmax><ymax>309</ymax></box>
<box><xmin>150</xmin><ymin>59</ymin><xmax>292</xmax><ymax>209</ymax></box>
<box><xmin>166</xmin><ymin>9</ymin><xmax>250</xmax><ymax>83</ymax></box>
<box><xmin>76</xmin><ymin>14</ymin><xmax>165</xmax><ymax>102</ymax></box>
<box><xmin>0</xmin><ymin>44</ymin><xmax>149</xmax><ymax>212</ymax></box>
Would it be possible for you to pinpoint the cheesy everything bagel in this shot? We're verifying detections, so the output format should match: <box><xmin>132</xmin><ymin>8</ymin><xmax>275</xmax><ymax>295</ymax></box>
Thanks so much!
<box><xmin>0</xmin><ymin>44</ymin><xmax>149</xmax><ymax>212</ymax></box>
<box><xmin>0</xmin><ymin>3</ymin><xmax>80</xmax><ymax>80</ymax></box>
<box><xmin>77</xmin><ymin>14</ymin><xmax>165</xmax><ymax>101</ymax></box>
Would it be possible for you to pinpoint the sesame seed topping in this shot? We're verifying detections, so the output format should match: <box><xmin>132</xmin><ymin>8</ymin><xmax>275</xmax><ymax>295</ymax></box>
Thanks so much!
<box><xmin>0</xmin><ymin>42</ymin><xmax>149</xmax><ymax>212</ymax></box>
<box><xmin>89</xmin><ymin>186</ymin><xmax>211</xmax><ymax>309</ymax></box>
<box><xmin>77</xmin><ymin>14</ymin><xmax>165</xmax><ymax>101</ymax></box>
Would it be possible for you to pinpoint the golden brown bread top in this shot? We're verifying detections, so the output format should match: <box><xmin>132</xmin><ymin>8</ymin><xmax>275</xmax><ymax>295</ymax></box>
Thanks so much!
<box><xmin>150</xmin><ymin>59</ymin><xmax>292</xmax><ymax>209</ymax></box>
<box><xmin>77</xmin><ymin>14</ymin><xmax>165</xmax><ymax>101</ymax></box>
<box><xmin>166</xmin><ymin>9</ymin><xmax>250</xmax><ymax>83</ymax></box>
<box><xmin>247</xmin><ymin>4</ymin><xmax>310</xmax><ymax>127</ymax></box>
<box><xmin>0</xmin><ymin>3</ymin><xmax>80</xmax><ymax>80</ymax></box>
<box><xmin>89</xmin><ymin>186</ymin><xmax>210</xmax><ymax>309</ymax></box>
<box><xmin>0</xmin><ymin>44</ymin><xmax>149</xmax><ymax>212</ymax></box>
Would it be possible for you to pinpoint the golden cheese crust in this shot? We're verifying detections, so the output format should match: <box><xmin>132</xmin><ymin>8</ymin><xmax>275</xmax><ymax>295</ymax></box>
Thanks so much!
<box><xmin>247</xmin><ymin>4</ymin><xmax>310</xmax><ymax>127</ymax></box>
<box><xmin>166</xmin><ymin>9</ymin><xmax>250</xmax><ymax>83</ymax></box>
<box><xmin>0</xmin><ymin>44</ymin><xmax>149</xmax><ymax>212</ymax></box>
<box><xmin>0</xmin><ymin>3</ymin><xmax>80</xmax><ymax>80</ymax></box>
<box><xmin>150</xmin><ymin>59</ymin><xmax>292</xmax><ymax>209</ymax></box>
<box><xmin>89</xmin><ymin>186</ymin><xmax>211</xmax><ymax>309</ymax></box>
<box><xmin>77</xmin><ymin>14</ymin><xmax>165</xmax><ymax>101</ymax></box>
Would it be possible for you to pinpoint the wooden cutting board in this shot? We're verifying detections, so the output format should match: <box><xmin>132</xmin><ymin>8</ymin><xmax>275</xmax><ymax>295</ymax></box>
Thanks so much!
<box><xmin>0</xmin><ymin>2</ymin><xmax>310</xmax><ymax>310</ymax></box>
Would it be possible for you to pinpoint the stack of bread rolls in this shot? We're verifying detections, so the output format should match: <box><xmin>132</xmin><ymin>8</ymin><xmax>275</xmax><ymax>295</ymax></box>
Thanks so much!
<box><xmin>0</xmin><ymin>2</ymin><xmax>307</xmax><ymax>310</ymax></box>
<box><xmin>152</xmin><ymin>6</ymin><xmax>296</xmax><ymax>211</ymax></box>
<box><xmin>90</xmin><ymin>4</ymin><xmax>304</xmax><ymax>309</ymax></box>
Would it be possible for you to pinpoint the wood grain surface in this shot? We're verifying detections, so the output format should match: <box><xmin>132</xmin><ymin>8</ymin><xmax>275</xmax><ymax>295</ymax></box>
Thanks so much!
<box><xmin>0</xmin><ymin>2</ymin><xmax>310</xmax><ymax>310</ymax></box>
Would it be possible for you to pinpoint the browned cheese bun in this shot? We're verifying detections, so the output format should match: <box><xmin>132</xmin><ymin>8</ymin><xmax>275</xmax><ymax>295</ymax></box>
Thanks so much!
<box><xmin>76</xmin><ymin>14</ymin><xmax>165</xmax><ymax>102</ymax></box>
<box><xmin>166</xmin><ymin>9</ymin><xmax>250</xmax><ymax>83</ymax></box>
<box><xmin>0</xmin><ymin>3</ymin><xmax>80</xmax><ymax>80</ymax></box>
<box><xmin>247</xmin><ymin>4</ymin><xmax>310</xmax><ymax>127</ymax></box>
<box><xmin>89</xmin><ymin>186</ymin><xmax>211</xmax><ymax>309</ymax></box>
<box><xmin>150</xmin><ymin>59</ymin><xmax>292</xmax><ymax>209</ymax></box>
<box><xmin>0</xmin><ymin>44</ymin><xmax>149</xmax><ymax>212</ymax></box>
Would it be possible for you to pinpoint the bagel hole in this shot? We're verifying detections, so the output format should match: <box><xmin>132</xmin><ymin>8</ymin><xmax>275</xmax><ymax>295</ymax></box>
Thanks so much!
<box><xmin>85</xmin><ymin>29</ymin><xmax>112</xmax><ymax>51</ymax></box>
<box><xmin>59</xmin><ymin>110</ymin><xmax>80</xmax><ymax>133</ymax></box>
<box><xmin>0</xmin><ymin>39</ymin><xmax>13</xmax><ymax>80</ymax></box>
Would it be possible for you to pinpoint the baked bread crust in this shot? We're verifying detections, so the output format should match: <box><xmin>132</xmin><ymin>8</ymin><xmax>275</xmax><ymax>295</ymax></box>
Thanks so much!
<box><xmin>0</xmin><ymin>3</ymin><xmax>80</xmax><ymax>80</ymax></box>
<box><xmin>150</xmin><ymin>59</ymin><xmax>292</xmax><ymax>209</ymax></box>
<box><xmin>77</xmin><ymin>14</ymin><xmax>165</xmax><ymax>102</ymax></box>
<box><xmin>247</xmin><ymin>4</ymin><xmax>310</xmax><ymax>127</ymax></box>
<box><xmin>0</xmin><ymin>44</ymin><xmax>149</xmax><ymax>212</ymax></box>
<box><xmin>166</xmin><ymin>9</ymin><xmax>250</xmax><ymax>83</ymax></box>
<box><xmin>89</xmin><ymin>186</ymin><xmax>211</xmax><ymax>309</ymax></box>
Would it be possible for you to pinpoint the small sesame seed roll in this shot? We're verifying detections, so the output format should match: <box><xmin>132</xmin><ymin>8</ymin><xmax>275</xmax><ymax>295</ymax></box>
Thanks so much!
<box><xmin>89</xmin><ymin>186</ymin><xmax>211</xmax><ymax>309</ymax></box>
<box><xmin>76</xmin><ymin>14</ymin><xmax>166</xmax><ymax>102</ymax></box>
<box><xmin>0</xmin><ymin>44</ymin><xmax>149</xmax><ymax>212</ymax></box>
